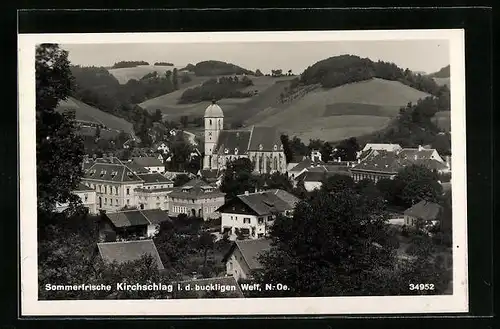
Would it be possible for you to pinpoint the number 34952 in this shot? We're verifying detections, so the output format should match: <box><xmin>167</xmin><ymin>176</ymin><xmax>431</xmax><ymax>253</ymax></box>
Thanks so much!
<box><xmin>409</xmin><ymin>283</ymin><xmax>435</xmax><ymax>291</ymax></box>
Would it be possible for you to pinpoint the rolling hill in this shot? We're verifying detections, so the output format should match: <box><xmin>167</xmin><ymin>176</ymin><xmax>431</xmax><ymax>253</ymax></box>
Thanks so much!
<box><xmin>108</xmin><ymin>65</ymin><xmax>187</xmax><ymax>84</ymax></box>
<box><xmin>430</xmin><ymin>65</ymin><xmax>450</xmax><ymax>87</ymax></box>
<box><xmin>248</xmin><ymin>78</ymin><xmax>431</xmax><ymax>142</ymax></box>
<box><xmin>56</xmin><ymin>97</ymin><xmax>135</xmax><ymax>137</ymax></box>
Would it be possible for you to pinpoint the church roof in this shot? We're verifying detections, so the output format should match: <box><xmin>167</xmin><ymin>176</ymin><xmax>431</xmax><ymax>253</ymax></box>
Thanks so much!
<box><xmin>247</xmin><ymin>126</ymin><xmax>283</xmax><ymax>151</ymax></box>
<box><xmin>213</xmin><ymin>130</ymin><xmax>252</xmax><ymax>155</ymax></box>
<box><xmin>204</xmin><ymin>102</ymin><xmax>224</xmax><ymax>118</ymax></box>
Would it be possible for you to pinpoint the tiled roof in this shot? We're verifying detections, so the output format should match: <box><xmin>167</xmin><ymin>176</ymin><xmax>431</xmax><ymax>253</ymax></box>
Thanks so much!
<box><xmin>362</xmin><ymin>143</ymin><xmax>402</xmax><ymax>152</ymax></box>
<box><xmin>124</xmin><ymin>161</ymin><xmax>150</xmax><ymax>174</ymax></box>
<box><xmin>75</xmin><ymin>183</ymin><xmax>94</xmax><ymax>191</ymax></box>
<box><xmin>131</xmin><ymin>156</ymin><xmax>164</xmax><ymax>167</ymax></box>
<box><xmin>352</xmin><ymin>149</ymin><xmax>447</xmax><ymax>173</ymax></box>
<box><xmin>213</xmin><ymin>130</ymin><xmax>251</xmax><ymax>155</ymax></box>
<box><xmin>104</xmin><ymin>209</ymin><xmax>170</xmax><ymax>228</ymax></box>
<box><xmin>137</xmin><ymin>173</ymin><xmax>173</xmax><ymax>185</ymax></box>
<box><xmin>199</xmin><ymin>169</ymin><xmax>220</xmax><ymax>179</ymax></box>
<box><xmin>404</xmin><ymin>200</ymin><xmax>442</xmax><ymax>221</ymax></box>
<box><xmin>175</xmin><ymin>276</ymin><xmax>244</xmax><ymax>298</ymax></box>
<box><xmin>233</xmin><ymin>189</ymin><xmax>300</xmax><ymax>216</ymax></box>
<box><xmin>84</xmin><ymin>161</ymin><xmax>143</xmax><ymax>183</ymax></box>
<box><xmin>168</xmin><ymin>179</ymin><xmax>225</xmax><ymax>199</ymax></box>
<box><xmin>398</xmin><ymin>148</ymin><xmax>439</xmax><ymax>161</ymax></box>
<box><xmin>289</xmin><ymin>159</ymin><xmax>323</xmax><ymax>173</ymax></box>
<box><xmin>97</xmin><ymin>240</ymin><xmax>164</xmax><ymax>269</ymax></box>
<box><xmin>233</xmin><ymin>239</ymin><xmax>272</xmax><ymax>270</ymax></box>
<box><xmin>247</xmin><ymin>126</ymin><xmax>283</xmax><ymax>152</ymax></box>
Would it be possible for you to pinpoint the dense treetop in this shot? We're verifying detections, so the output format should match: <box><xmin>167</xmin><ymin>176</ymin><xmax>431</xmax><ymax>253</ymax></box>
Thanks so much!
<box><xmin>429</xmin><ymin>65</ymin><xmax>450</xmax><ymax>78</ymax></box>
<box><xmin>111</xmin><ymin>60</ymin><xmax>149</xmax><ymax>68</ymax></box>
<box><xmin>182</xmin><ymin>60</ymin><xmax>254</xmax><ymax>76</ymax></box>
<box><xmin>154</xmin><ymin>62</ymin><xmax>174</xmax><ymax>66</ymax></box>
<box><xmin>299</xmin><ymin>54</ymin><xmax>448</xmax><ymax>97</ymax></box>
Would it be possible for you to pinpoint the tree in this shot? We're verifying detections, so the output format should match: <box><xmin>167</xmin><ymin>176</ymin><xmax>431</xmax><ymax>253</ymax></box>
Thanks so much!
<box><xmin>333</xmin><ymin>137</ymin><xmax>360</xmax><ymax>161</ymax></box>
<box><xmin>180</xmin><ymin>115</ymin><xmax>189</xmax><ymax>128</ymax></box>
<box><xmin>152</xmin><ymin>109</ymin><xmax>163</xmax><ymax>122</ymax></box>
<box><xmin>280</xmin><ymin>134</ymin><xmax>293</xmax><ymax>163</ymax></box>
<box><xmin>198</xmin><ymin>232</ymin><xmax>216</xmax><ymax>268</ymax></box>
<box><xmin>393</xmin><ymin>165</ymin><xmax>443</xmax><ymax>207</ymax></box>
<box><xmin>376</xmin><ymin>178</ymin><xmax>398</xmax><ymax>205</ymax></box>
<box><xmin>255</xmin><ymin>189</ymin><xmax>396</xmax><ymax>297</ymax></box>
<box><xmin>355</xmin><ymin>179</ymin><xmax>381</xmax><ymax>199</ymax></box>
<box><xmin>169</xmin><ymin>135</ymin><xmax>193</xmax><ymax>172</ymax></box>
<box><xmin>220</xmin><ymin>158</ymin><xmax>258</xmax><ymax>199</ymax></box>
<box><xmin>36</xmin><ymin>43</ymin><xmax>85</xmax><ymax>214</ymax></box>
<box><xmin>255</xmin><ymin>69</ymin><xmax>264</xmax><ymax>77</ymax></box>
<box><xmin>321</xmin><ymin>174</ymin><xmax>355</xmax><ymax>194</ymax></box>
<box><xmin>307</xmin><ymin>138</ymin><xmax>324</xmax><ymax>153</ymax></box>
<box><xmin>172</xmin><ymin>68</ymin><xmax>179</xmax><ymax>89</ymax></box>
<box><xmin>262</xmin><ymin>172</ymin><xmax>294</xmax><ymax>193</ymax></box>
<box><xmin>320</xmin><ymin>142</ymin><xmax>334</xmax><ymax>162</ymax></box>
<box><xmin>288</xmin><ymin>69</ymin><xmax>293</xmax><ymax>76</ymax></box>
<box><xmin>289</xmin><ymin>136</ymin><xmax>308</xmax><ymax>156</ymax></box>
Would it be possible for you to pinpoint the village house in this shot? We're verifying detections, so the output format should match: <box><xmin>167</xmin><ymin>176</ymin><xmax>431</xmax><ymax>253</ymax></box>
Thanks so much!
<box><xmin>99</xmin><ymin>209</ymin><xmax>171</xmax><ymax>242</ymax></box>
<box><xmin>286</xmin><ymin>154</ymin><xmax>308</xmax><ymax>171</ymax></box>
<box><xmin>217</xmin><ymin>189</ymin><xmax>300</xmax><ymax>240</ymax></box>
<box><xmin>97</xmin><ymin>239</ymin><xmax>165</xmax><ymax>270</ymax></box>
<box><xmin>167</xmin><ymin>178</ymin><xmax>225</xmax><ymax>220</ymax></box>
<box><xmin>357</xmin><ymin>143</ymin><xmax>403</xmax><ymax>161</ymax></box>
<box><xmin>130</xmin><ymin>156</ymin><xmax>165</xmax><ymax>174</ymax></box>
<box><xmin>55</xmin><ymin>183</ymin><xmax>97</xmax><ymax>214</ymax></box>
<box><xmin>403</xmin><ymin>200</ymin><xmax>443</xmax><ymax>228</ymax></box>
<box><xmin>350</xmin><ymin>146</ymin><xmax>449</xmax><ymax>183</ymax></box>
<box><xmin>134</xmin><ymin>173</ymin><xmax>174</xmax><ymax>210</ymax></box>
<box><xmin>222</xmin><ymin>238</ymin><xmax>272</xmax><ymax>282</ymax></box>
<box><xmin>203</xmin><ymin>101</ymin><xmax>287</xmax><ymax>174</ymax></box>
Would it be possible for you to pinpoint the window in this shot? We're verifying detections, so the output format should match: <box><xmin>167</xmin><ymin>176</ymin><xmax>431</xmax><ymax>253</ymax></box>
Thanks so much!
<box><xmin>115</xmin><ymin>187</ymin><xmax>118</xmax><ymax>195</ymax></box>
<box><xmin>110</xmin><ymin>199</ymin><xmax>113</xmax><ymax>205</ymax></box>
<box><xmin>243</xmin><ymin>218</ymin><xmax>251</xmax><ymax>224</ymax></box>
<box><xmin>268</xmin><ymin>215</ymin><xmax>274</xmax><ymax>221</ymax></box>
<box><xmin>156</xmin><ymin>196</ymin><xmax>160</xmax><ymax>201</ymax></box>
<box><xmin>126</xmin><ymin>188</ymin><xmax>130</xmax><ymax>195</ymax></box>
<box><xmin>104</xmin><ymin>186</ymin><xmax>107</xmax><ymax>194</ymax></box>
<box><xmin>258</xmin><ymin>233</ymin><xmax>264</xmax><ymax>238</ymax></box>
<box><xmin>127</xmin><ymin>199</ymin><xmax>130</xmax><ymax>205</ymax></box>
<box><xmin>258</xmin><ymin>217</ymin><xmax>264</xmax><ymax>224</ymax></box>
<box><xmin>84</xmin><ymin>194</ymin><xmax>88</xmax><ymax>202</ymax></box>
<box><xmin>116</xmin><ymin>199</ymin><xmax>118</xmax><ymax>205</ymax></box>
<box><xmin>104</xmin><ymin>198</ymin><xmax>107</xmax><ymax>204</ymax></box>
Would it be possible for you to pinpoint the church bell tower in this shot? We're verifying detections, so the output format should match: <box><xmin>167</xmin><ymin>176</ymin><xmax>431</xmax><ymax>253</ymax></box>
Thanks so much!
<box><xmin>203</xmin><ymin>100</ymin><xmax>224</xmax><ymax>169</ymax></box>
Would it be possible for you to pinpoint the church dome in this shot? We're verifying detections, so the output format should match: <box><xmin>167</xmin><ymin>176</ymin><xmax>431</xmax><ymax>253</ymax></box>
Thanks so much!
<box><xmin>204</xmin><ymin>100</ymin><xmax>224</xmax><ymax>118</ymax></box>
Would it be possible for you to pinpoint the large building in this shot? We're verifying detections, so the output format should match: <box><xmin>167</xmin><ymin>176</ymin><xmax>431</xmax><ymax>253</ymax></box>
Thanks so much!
<box><xmin>217</xmin><ymin>189</ymin><xmax>300</xmax><ymax>240</ymax></box>
<box><xmin>350</xmin><ymin>146</ymin><xmax>450</xmax><ymax>183</ymax></box>
<box><xmin>202</xmin><ymin>101</ymin><xmax>287</xmax><ymax>175</ymax></box>
<box><xmin>55</xmin><ymin>183</ymin><xmax>97</xmax><ymax>214</ymax></box>
<box><xmin>167</xmin><ymin>178</ymin><xmax>226</xmax><ymax>220</ymax></box>
<box><xmin>81</xmin><ymin>156</ymin><xmax>173</xmax><ymax>212</ymax></box>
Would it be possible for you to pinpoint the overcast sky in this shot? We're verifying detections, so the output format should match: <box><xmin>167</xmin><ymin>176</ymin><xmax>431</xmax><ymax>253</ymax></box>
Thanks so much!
<box><xmin>62</xmin><ymin>40</ymin><xmax>449</xmax><ymax>75</ymax></box>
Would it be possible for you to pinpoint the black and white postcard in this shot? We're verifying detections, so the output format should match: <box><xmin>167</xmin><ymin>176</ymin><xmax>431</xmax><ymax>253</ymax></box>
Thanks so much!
<box><xmin>19</xmin><ymin>30</ymin><xmax>467</xmax><ymax>316</ymax></box>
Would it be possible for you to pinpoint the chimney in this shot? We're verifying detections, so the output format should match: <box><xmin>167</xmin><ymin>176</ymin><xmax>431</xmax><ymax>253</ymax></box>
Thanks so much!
<box><xmin>211</xmin><ymin>99</ymin><xmax>217</xmax><ymax>104</ymax></box>
<box><xmin>246</xmin><ymin>190</ymin><xmax>250</xmax><ymax>195</ymax></box>
<box><xmin>338</xmin><ymin>157</ymin><xmax>341</xmax><ymax>162</ymax></box>
<box><xmin>357</xmin><ymin>158</ymin><xmax>361</xmax><ymax>164</ymax></box>
<box><xmin>418</xmin><ymin>145</ymin><xmax>423</xmax><ymax>151</ymax></box>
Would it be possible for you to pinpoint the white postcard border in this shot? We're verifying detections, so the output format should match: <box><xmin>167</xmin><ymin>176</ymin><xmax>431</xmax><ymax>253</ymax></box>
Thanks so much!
<box><xmin>19</xmin><ymin>29</ymin><xmax>468</xmax><ymax>316</ymax></box>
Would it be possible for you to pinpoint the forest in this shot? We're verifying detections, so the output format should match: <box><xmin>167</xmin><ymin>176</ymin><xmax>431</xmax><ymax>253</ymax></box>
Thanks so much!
<box><xmin>182</xmin><ymin>60</ymin><xmax>254</xmax><ymax>76</ymax></box>
<box><xmin>178</xmin><ymin>75</ymin><xmax>254</xmax><ymax>104</ymax></box>
<box><xmin>111</xmin><ymin>60</ymin><xmax>150</xmax><ymax>68</ymax></box>
<box><xmin>299</xmin><ymin>55</ymin><xmax>449</xmax><ymax>97</ymax></box>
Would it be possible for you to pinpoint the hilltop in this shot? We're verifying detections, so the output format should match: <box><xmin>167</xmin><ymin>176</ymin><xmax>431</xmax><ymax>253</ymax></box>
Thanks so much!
<box><xmin>430</xmin><ymin>65</ymin><xmax>450</xmax><ymax>78</ymax></box>
<box><xmin>108</xmin><ymin>65</ymin><xmax>187</xmax><ymax>84</ymax></box>
<box><xmin>181</xmin><ymin>60</ymin><xmax>254</xmax><ymax>76</ymax></box>
<box><xmin>56</xmin><ymin>96</ymin><xmax>135</xmax><ymax>137</ymax></box>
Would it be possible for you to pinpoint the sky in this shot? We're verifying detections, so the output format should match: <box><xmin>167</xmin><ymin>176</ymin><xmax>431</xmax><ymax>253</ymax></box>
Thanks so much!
<box><xmin>62</xmin><ymin>40</ymin><xmax>450</xmax><ymax>75</ymax></box>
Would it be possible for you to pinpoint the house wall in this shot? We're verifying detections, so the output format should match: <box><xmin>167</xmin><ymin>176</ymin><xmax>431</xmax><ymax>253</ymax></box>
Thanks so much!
<box><xmin>136</xmin><ymin>190</ymin><xmax>170</xmax><ymax>211</ymax></box>
<box><xmin>404</xmin><ymin>215</ymin><xmax>417</xmax><ymax>226</ymax></box>
<box><xmin>304</xmin><ymin>181</ymin><xmax>322</xmax><ymax>192</ymax></box>
<box><xmin>82</xmin><ymin>180</ymin><xmax>143</xmax><ymax>212</ymax></box>
<box><xmin>169</xmin><ymin>195</ymin><xmax>225</xmax><ymax>220</ymax></box>
<box><xmin>145</xmin><ymin>166</ymin><xmax>165</xmax><ymax>174</ymax></box>
<box><xmin>248</xmin><ymin>151</ymin><xmax>287</xmax><ymax>174</ymax></box>
<box><xmin>226</xmin><ymin>247</ymin><xmax>252</xmax><ymax>281</ymax></box>
<box><xmin>221</xmin><ymin>212</ymin><xmax>275</xmax><ymax>240</ymax></box>
<box><xmin>55</xmin><ymin>190</ymin><xmax>97</xmax><ymax>214</ymax></box>
<box><xmin>350</xmin><ymin>171</ymin><xmax>395</xmax><ymax>183</ymax></box>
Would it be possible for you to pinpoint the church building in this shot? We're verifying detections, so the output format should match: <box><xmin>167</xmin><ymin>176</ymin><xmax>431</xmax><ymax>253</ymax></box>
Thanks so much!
<box><xmin>202</xmin><ymin>101</ymin><xmax>287</xmax><ymax>175</ymax></box>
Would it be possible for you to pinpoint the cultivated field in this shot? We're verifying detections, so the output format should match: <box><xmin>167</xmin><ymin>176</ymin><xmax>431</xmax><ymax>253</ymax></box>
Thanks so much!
<box><xmin>108</xmin><ymin>65</ymin><xmax>187</xmax><ymax>84</ymax></box>
<box><xmin>250</xmin><ymin>78</ymin><xmax>431</xmax><ymax>142</ymax></box>
<box><xmin>56</xmin><ymin>97</ymin><xmax>134</xmax><ymax>135</ymax></box>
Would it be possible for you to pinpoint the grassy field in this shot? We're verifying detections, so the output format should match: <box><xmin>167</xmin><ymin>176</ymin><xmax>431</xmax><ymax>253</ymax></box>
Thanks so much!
<box><xmin>139</xmin><ymin>76</ymin><xmax>295</xmax><ymax>124</ymax></box>
<box><xmin>56</xmin><ymin>97</ymin><xmax>134</xmax><ymax>135</ymax></box>
<box><xmin>108</xmin><ymin>65</ymin><xmax>187</xmax><ymax>84</ymax></box>
<box><xmin>249</xmin><ymin>78</ymin><xmax>430</xmax><ymax>142</ymax></box>
<box><xmin>433</xmin><ymin>111</ymin><xmax>451</xmax><ymax>132</ymax></box>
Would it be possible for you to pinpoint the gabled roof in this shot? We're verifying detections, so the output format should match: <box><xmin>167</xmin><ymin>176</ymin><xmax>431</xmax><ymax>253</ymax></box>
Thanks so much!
<box><xmin>247</xmin><ymin>126</ymin><xmax>283</xmax><ymax>152</ymax></box>
<box><xmin>362</xmin><ymin>143</ymin><xmax>402</xmax><ymax>152</ymax></box>
<box><xmin>131</xmin><ymin>156</ymin><xmax>164</xmax><ymax>167</ymax></box>
<box><xmin>137</xmin><ymin>173</ymin><xmax>173</xmax><ymax>185</ymax></box>
<box><xmin>213</xmin><ymin>130</ymin><xmax>251</xmax><ymax>155</ymax></box>
<box><xmin>97</xmin><ymin>239</ymin><xmax>164</xmax><ymax>269</ymax></box>
<box><xmin>104</xmin><ymin>209</ymin><xmax>170</xmax><ymax>228</ymax></box>
<box><xmin>288</xmin><ymin>159</ymin><xmax>324</xmax><ymax>173</ymax></box>
<box><xmin>352</xmin><ymin>149</ymin><xmax>447</xmax><ymax>173</ymax></box>
<box><xmin>223</xmin><ymin>189</ymin><xmax>300</xmax><ymax>216</ymax></box>
<box><xmin>124</xmin><ymin>161</ymin><xmax>150</xmax><ymax>174</ymax></box>
<box><xmin>398</xmin><ymin>148</ymin><xmax>440</xmax><ymax>161</ymax></box>
<box><xmin>404</xmin><ymin>200</ymin><xmax>442</xmax><ymax>221</ymax></box>
<box><xmin>84</xmin><ymin>161</ymin><xmax>143</xmax><ymax>182</ymax></box>
<box><xmin>223</xmin><ymin>238</ymin><xmax>272</xmax><ymax>270</ymax></box>
<box><xmin>168</xmin><ymin>178</ymin><xmax>225</xmax><ymax>199</ymax></box>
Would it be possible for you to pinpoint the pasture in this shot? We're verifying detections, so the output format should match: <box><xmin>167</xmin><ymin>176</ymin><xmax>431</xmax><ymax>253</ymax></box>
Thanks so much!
<box><xmin>56</xmin><ymin>97</ymin><xmax>134</xmax><ymax>135</ymax></box>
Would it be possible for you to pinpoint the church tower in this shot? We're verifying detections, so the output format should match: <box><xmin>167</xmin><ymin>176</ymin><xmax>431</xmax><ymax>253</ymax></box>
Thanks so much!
<box><xmin>203</xmin><ymin>100</ymin><xmax>224</xmax><ymax>169</ymax></box>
